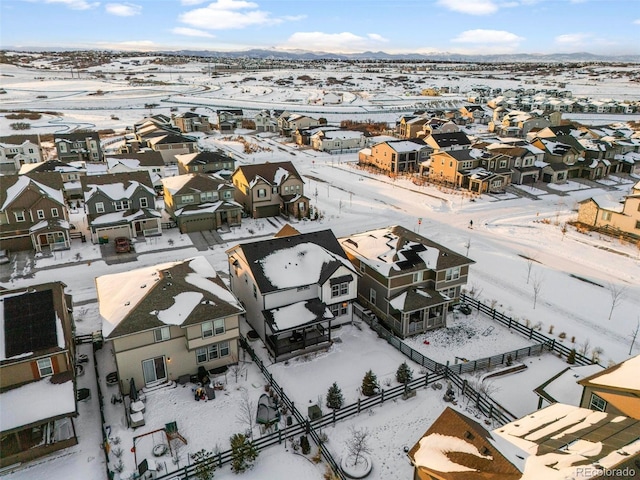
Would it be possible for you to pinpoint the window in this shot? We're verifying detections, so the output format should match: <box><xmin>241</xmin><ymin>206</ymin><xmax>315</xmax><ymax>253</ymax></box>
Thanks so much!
<box><xmin>359</xmin><ymin>263</ymin><xmax>366</xmax><ymax>273</ymax></box>
<box><xmin>202</xmin><ymin>319</ymin><xmax>225</xmax><ymax>338</ymax></box>
<box><xmin>114</xmin><ymin>200</ymin><xmax>130</xmax><ymax>211</ymax></box>
<box><xmin>201</xmin><ymin>191</ymin><xmax>218</xmax><ymax>202</ymax></box>
<box><xmin>14</xmin><ymin>211</ymin><xmax>25</xmax><ymax>222</ymax></box>
<box><xmin>445</xmin><ymin>266</ymin><xmax>461</xmax><ymax>281</ymax></box>
<box><xmin>222</xmin><ymin>190</ymin><xmax>232</xmax><ymax>199</ymax></box>
<box><xmin>298</xmin><ymin>202</ymin><xmax>305</xmax><ymax>212</ymax></box>
<box><xmin>331</xmin><ymin>282</ymin><xmax>349</xmax><ymax>298</ymax></box>
<box><xmin>202</xmin><ymin>321</ymin><xmax>213</xmax><ymax>338</ymax></box>
<box><xmin>253</xmin><ymin>284</ymin><xmax>257</xmax><ymax>299</ymax></box>
<box><xmin>37</xmin><ymin>209</ymin><xmax>45</xmax><ymax>219</ymax></box>
<box><xmin>635</xmin><ymin>220</ymin><xmax>640</xmax><ymax>230</ymax></box>
<box><xmin>96</xmin><ymin>202</ymin><xmax>105</xmax><ymax>213</ymax></box>
<box><xmin>272</xmin><ymin>186</ymin><xmax>278</xmax><ymax>194</ymax></box>
<box><xmin>154</xmin><ymin>326</ymin><xmax>170</xmax><ymax>342</ymax></box>
<box><xmin>181</xmin><ymin>194</ymin><xmax>194</xmax><ymax>204</ymax></box>
<box><xmin>284</xmin><ymin>186</ymin><xmax>290</xmax><ymax>193</ymax></box>
<box><xmin>369</xmin><ymin>288</ymin><xmax>376</xmax><ymax>305</ymax></box>
<box><xmin>257</xmin><ymin>188</ymin><xmax>266</xmax><ymax>198</ymax></box>
<box><xmin>589</xmin><ymin>393</ymin><xmax>607</xmax><ymax>412</ymax></box>
<box><xmin>196</xmin><ymin>347</ymin><xmax>208</xmax><ymax>363</ymax></box>
<box><xmin>601</xmin><ymin>211</ymin><xmax>612</xmax><ymax>221</ymax></box>
<box><xmin>330</xmin><ymin>303</ymin><xmax>348</xmax><ymax>316</ymax></box>
<box><xmin>413</xmin><ymin>271</ymin><xmax>423</xmax><ymax>283</ymax></box>
<box><xmin>37</xmin><ymin>358</ymin><xmax>54</xmax><ymax>377</ymax></box>
<box><xmin>214</xmin><ymin>318</ymin><xmax>225</xmax><ymax>335</ymax></box>
<box><xmin>442</xmin><ymin>287</ymin><xmax>457</xmax><ymax>299</ymax></box>
<box><xmin>139</xmin><ymin>197</ymin><xmax>148</xmax><ymax>208</ymax></box>
<box><xmin>499</xmin><ymin>159</ymin><xmax>507</xmax><ymax>168</ymax></box>
<box><xmin>197</xmin><ymin>341</ymin><xmax>230</xmax><ymax>363</ymax></box>
<box><xmin>51</xmin><ymin>207</ymin><xmax>59</xmax><ymax>217</ymax></box>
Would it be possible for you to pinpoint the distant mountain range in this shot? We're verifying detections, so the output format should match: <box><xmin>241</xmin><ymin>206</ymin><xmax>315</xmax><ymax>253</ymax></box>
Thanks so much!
<box><xmin>5</xmin><ymin>46</ymin><xmax>640</xmax><ymax>63</ymax></box>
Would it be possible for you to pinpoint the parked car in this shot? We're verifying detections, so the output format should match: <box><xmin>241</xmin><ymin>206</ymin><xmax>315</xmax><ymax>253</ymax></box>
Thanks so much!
<box><xmin>114</xmin><ymin>237</ymin><xmax>132</xmax><ymax>253</ymax></box>
<box><xmin>0</xmin><ymin>249</ymin><xmax>9</xmax><ymax>265</ymax></box>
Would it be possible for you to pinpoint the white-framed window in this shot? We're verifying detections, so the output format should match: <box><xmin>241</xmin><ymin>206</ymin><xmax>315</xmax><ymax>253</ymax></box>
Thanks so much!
<box><xmin>139</xmin><ymin>197</ymin><xmax>148</xmax><ymax>208</ymax></box>
<box><xmin>14</xmin><ymin>211</ymin><xmax>26</xmax><ymax>222</ymax></box>
<box><xmin>298</xmin><ymin>202</ymin><xmax>305</xmax><ymax>212</ymax></box>
<box><xmin>272</xmin><ymin>186</ymin><xmax>278</xmax><ymax>194</ymax></box>
<box><xmin>413</xmin><ymin>271</ymin><xmax>423</xmax><ymax>283</ymax></box>
<box><xmin>222</xmin><ymin>190</ymin><xmax>232</xmax><ymax>199</ymax></box>
<box><xmin>95</xmin><ymin>202</ymin><xmax>105</xmax><ymax>213</ymax></box>
<box><xmin>445</xmin><ymin>266</ymin><xmax>461</xmax><ymax>282</ymax></box>
<box><xmin>201</xmin><ymin>191</ymin><xmax>218</xmax><ymax>202</ymax></box>
<box><xmin>369</xmin><ymin>288</ymin><xmax>376</xmax><ymax>305</ymax></box>
<box><xmin>196</xmin><ymin>347</ymin><xmax>208</xmax><ymax>363</ymax></box>
<box><xmin>330</xmin><ymin>303</ymin><xmax>348</xmax><ymax>317</ymax></box>
<box><xmin>601</xmin><ymin>211</ymin><xmax>612</xmax><ymax>221</ymax></box>
<box><xmin>114</xmin><ymin>200</ymin><xmax>130</xmax><ymax>211</ymax></box>
<box><xmin>442</xmin><ymin>286</ymin><xmax>457</xmax><ymax>299</ymax></box>
<box><xmin>257</xmin><ymin>188</ymin><xmax>267</xmax><ymax>198</ymax></box>
<box><xmin>154</xmin><ymin>326</ymin><xmax>170</xmax><ymax>342</ymax></box>
<box><xmin>51</xmin><ymin>207</ymin><xmax>59</xmax><ymax>217</ymax></box>
<box><xmin>202</xmin><ymin>319</ymin><xmax>225</xmax><ymax>338</ymax></box>
<box><xmin>359</xmin><ymin>263</ymin><xmax>366</xmax><ymax>273</ymax></box>
<box><xmin>37</xmin><ymin>357</ymin><xmax>54</xmax><ymax>377</ymax></box>
<box><xmin>284</xmin><ymin>186</ymin><xmax>290</xmax><ymax>193</ymax></box>
<box><xmin>197</xmin><ymin>341</ymin><xmax>230</xmax><ymax>363</ymax></box>
<box><xmin>181</xmin><ymin>194</ymin><xmax>194</xmax><ymax>204</ymax></box>
<box><xmin>331</xmin><ymin>282</ymin><xmax>349</xmax><ymax>298</ymax></box>
<box><xmin>202</xmin><ymin>321</ymin><xmax>213</xmax><ymax>338</ymax></box>
<box><xmin>37</xmin><ymin>209</ymin><xmax>45</xmax><ymax>219</ymax></box>
<box><xmin>589</xmin><ymin>393</ymin><xmax>607</xmax><ymax>412</ymax></box>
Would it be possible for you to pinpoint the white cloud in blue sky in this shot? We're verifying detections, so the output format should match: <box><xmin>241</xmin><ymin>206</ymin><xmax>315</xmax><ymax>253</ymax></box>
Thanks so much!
<box><xmin>172</xmin><ymin>27</ymin><xmax>216</xmax><ymax>38</ymax></box>
<box><xmin>279</xmin><ymin>32</ymin><xmax>388</xmax><ymax>53</ymax></box>
<box><xmin>105</xmin><ymin>3</ymin><xmax>141</xmax><ymax>16</ymax></box>
<box><xmin>43</xmin><ymin>0</ymin><xmax>99</xmax><ymax>10</ymax></box>
<box><xmin>178</xmin><ymin>0</ymin><xmax>283</xmax><ymax>30</ymax></box>
<box><xmin>436</xmin><ymin>0</ymin><xmax>498</xmax><ymax>15</ymax></box>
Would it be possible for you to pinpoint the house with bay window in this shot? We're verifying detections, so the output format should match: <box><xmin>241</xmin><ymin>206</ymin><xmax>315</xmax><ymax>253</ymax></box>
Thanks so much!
<box><xmin>339</xmin><ymin>225</ymin><xmax>474</xmax><ymax>338</ymax></box>
<box><xmin>81</xmin><ymin>171</ymin><xmax>161</xmax><ymax>243</ymax></box>
<box><xmin>226</xmin><ymin>227</ymin><xmax>358</xmax><ymax>362</ymax></box>
<box><xmin>0</xmin><ymin>282</ymin><xmax>78</xmax><ymax>468</ymax></box>
<box><xmin>96</xmin><ymin>256</ymin><xmax>244</xmax><ymax>396</ymax></box>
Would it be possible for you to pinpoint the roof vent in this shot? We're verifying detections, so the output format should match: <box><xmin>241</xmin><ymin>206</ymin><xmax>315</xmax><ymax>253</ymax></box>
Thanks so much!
<box><xmin>140</xmin><ymin>284</ymin><xmax>146</xmax><ymax>289</ymax></box>
<box><xmin>124</xmin><ymin>301</ymin><xmax>130</xmax><ymax>306</ymax></box>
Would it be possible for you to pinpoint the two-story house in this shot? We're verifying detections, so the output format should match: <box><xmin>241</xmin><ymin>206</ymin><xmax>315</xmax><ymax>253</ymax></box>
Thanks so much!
<box><xmin>0</xmin><ymin>139</ymin><xmax>42</xmax><ymax>174</ymax></box>
<box><xmin>339</xmin><ymin>225</ymin><xmax>474</xmax><ymax>338</ymax></box>
<box><xmin>231</xmin><ymin>161</ymin><xmax>309</xmax><ymax>219</ymax></box>
<box><xmin>97</xmin><ymin>257</ymin><xmax>244</xmax><ymax>395</ymax></box>
<box><xmin>217</xmin><ymin>109</ymin><xmax>244</xmax><ymax>132</ymax></box>
<box><xmin>162</xmin><ymin>173</ymin><xmax>241</xmax><ymax>233</ymax></box>
<box><xmin>173</xmin><ymin>112</ymin><xmax>212</xmax><ymax>133</ymax></box>
<box><xmin>81</xmin><ymin>171</ymin><xmax>161</xmax><ymax>243</ymax></box>
<box><xmin>577</xmin><ymin>181</ymin><xmax>640</xmax><ymax>239</ymax></box>
<box><xmin>358</xmin><ymin>139</ymin><xmax>431</xmax><ymax>175</ymax></box>
<box><xmin>428</xmin><ymin>149</ymin><xmax>484</xmax><ymax>186</ymax></box>
<box><xmin>175</xmin><ymin>151</ymin><xmax>235</xmax><ymax>177</ymax></box>
<box><xmin>20</xmin><ymin>160</ymin><xmax>87</xmax><ymax>199</ymax></box>
<box><xmin>397</xmin><ymin>115</ymin><xmax>429</xmax><ymax>139</ymax></box>
<box><xmin>310</xmin><ymin>129</ymin><xmax>367</xmax><ymax>153</ymax></box>
<box><xmin>253</xmin><ymin>110</ymin><xmax>280</xmax><ymax>133</ymax></box>
<box><xmin>106</xmin><ymin>152</ymin><xmax>166</xmax><ymax>192</ymax></box>
<box><xmin>278</xmin><ymin>112</ymin><xmax>321</xmax><ymax>137</ymax></box>
<box><xmin>424</xmin><ymin>131</ymin><xmax>472</xmax><ymax>153</ymax></box>
<box><xmin>0</xmin><ymin>282</ymin><xmax>78</xmax><ymax>468</ymax></box>
<box><xmin>485</xmin><ymin>144</ymin><xmax>543</xmax><ymax>184</ymax></box>
<box><xmin>0</xmin><ymin>173</ymin><xmax>70</xmax><ymax>252</ymax></box>
<box><xmin>54</xmin><ymin>132</ymin><xmax>103</xmax><ymax>163</ymax></box>
<box><xmin>226</xmin><ymin>227</ymin><xmax>358</xmax><ymax>362</ymax></box>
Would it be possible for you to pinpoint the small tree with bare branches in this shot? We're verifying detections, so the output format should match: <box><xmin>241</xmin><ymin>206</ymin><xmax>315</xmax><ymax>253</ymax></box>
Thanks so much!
<box><xmin>235</xmin><ymin>390</ymin><xmax>256</xmax><ymax>440</ymax></box>
<box><xmin>607</xmin><ymin>283</ymin><xmax>626</xmax><ymax>321</ymax></box>
<box><xmin>531</xmin><ymin>274</ymin><xmax>543</xmax><ymax>309</ymax></box>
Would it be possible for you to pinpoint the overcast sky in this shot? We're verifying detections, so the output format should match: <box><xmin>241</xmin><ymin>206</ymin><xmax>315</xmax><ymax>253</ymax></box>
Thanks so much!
<box><xmin>2</xmin><ymin>0</ymin><xmax>639</xmax><ymax>55</ymax></box>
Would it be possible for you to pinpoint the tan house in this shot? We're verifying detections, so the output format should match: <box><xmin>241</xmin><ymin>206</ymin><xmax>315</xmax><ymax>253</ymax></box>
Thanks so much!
<box><xmin>398</xmin><ymin>115</ymin><xmax>429</xmax><ymax>139</ymax></box>
<box><xmin>97</xmin><ymin>257</ymin><xmax>245</xmax><ymax>397</ymax></box>
<box><xmin>578</xmin><ymin>353</ymin><xmax>640</xmax><ymax>419</ymax></box>
<box><xmin>231</xmin><ymin>161</ymin><xmax>309</xmax><ymax>219</ymax></box>
<box><xmin>173</xmin><ymin>112</ymin><xmax>212</xmax><ymax>133</ymax></box>
<box><xmin>429</xmin><ymin>149</ymin><xmax>482</xmax><ymax>185</ymax></box>
<box><xmin>577</xmin><ymin>181</ymin><xmax>640</xmax><ymax>238</ymax></box>
<box><xmin>0</xmin><ymin>282</ymin><xmax>78</xmax><ymax>468</ymax></box>
<box><xmin>339</xmin><ymin>225</ymin><xmax>474</xmax><ymax>338</ymax></box>
<box><xmin>0</xmin><ymin>173</ymin><xmax>70</xmax><ymax>252</ymax></box>
<box><xmin>358</xmin><ymin>139</ymin><xmax>430</xmax><ymax>175</ymax></box>
<box><xmin>175</xmin><ymin>151</ymin><xmax>235</xmax><ymax>176</ymax></box>
<box><xmin>162</xmin><ymin>173</ymin><xmax>241</xmax><ymax>233</ymax></box>
<box><xmin>310</xmin><ymin>129</ymin><xmax>366</xmax><ymax>153</ymax></box>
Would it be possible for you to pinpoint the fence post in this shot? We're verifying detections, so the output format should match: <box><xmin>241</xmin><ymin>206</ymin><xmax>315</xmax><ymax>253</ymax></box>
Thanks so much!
<box><xmin>492</xmin><ymin>309</ymin><xmax>496</xmax><ymax>319</ymax></box>
<box><xmin>550</xmin><ymin>338</ymin><xmax>556</xmax><ymax>352</ymax></box>
<box><xmin>381</xmin><ymin>389</ymin><xmax>385</xmax><ymax>404</ymax></box>
<box><xmin>333</xmin><ymin>409</ymin><xmax>336</xmax><ymax>425</ymax></box>
<box><xmin>462</xmin><ymin>379</ymin><xmax>467</xmax><ymax>395</ymax></box>
<box><xmin>528</xmin><ymin>328</ymin><xmax>534</xmax><ymax>339</ymax></box>
<box><xmin>489</xmin><ymin>404</ymin><xmax>494</xmax><ymax>419</ymax></box>
<box><xmin>508</xmin><ymin>317</ymin><xmax>512</xmax><ymax>329</ymax></box>
<box><xmin>425</xmin><ymin>374</ymin><xmax>429</xmax><ymax>387</ymax></box>
<box><xmin>357</xmin><ymin>398</ymin><xmax>361</xmax><ymax>414</ymax></box>
<box><xmin>476</xmin><ymin>390</ymin><xmax>481</xmax><ymax>407</ymax></box>
<box><xmin>528</xmin><ymin>346</ymin><xmax>531</xmax><ymax>356</ymax></box>
<box><xmin>278</xmin><ymin>430</ymin><xmax>282</xmax><ymax>444</ymax></box>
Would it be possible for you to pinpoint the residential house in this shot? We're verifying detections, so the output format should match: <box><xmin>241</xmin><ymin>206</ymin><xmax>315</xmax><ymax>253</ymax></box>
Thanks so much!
<box><xmin>531</xmin><ymin>137</ymin><xmax>582</xmax><ymax>181</ymax></box>
<box><xmin>162</xmin><ymin>173</ymin><xmax>241</xmax><ymax>233</ymax></box>
<box><xmin>419</xmin><ymin>118</ymin><xmax>460</xmax><ymax>137</ymax></box>
<box><xmin>278</xmin><ymin>112</ymin><xmax>320</xmax><ymax>137</ymax></box>
<box><xmin>173</xmin><ymin>112</ymin><xmax>212</xmax><ymax>133</ymax></box>
<box><xmin>397</xmin><ymin>115</ymin><xmax>429</xmax><ymax>139</ymax></box>
<box><xmin>424</xmin><ymin>131</ymin><xmax>472</xmax><ymax>152</ymax></box>
<box><xmin>0</xmin><ymin>174</ymin><xmax>70</xmax><ymax>252</ymax></box>
<box><xmin>226</xmin><ymin>228</ymin><xmax>358</xmax><ymax>362</ymax></box>
<box><xmin>339</xmin><ymin>225</ymin><xmax>474</xmax><ymax>338</ymax></box>
<box><xmin>217</xmin><ymin>109</ymin><xmax>244</xmax><ymax>132</ymax></box>
<box><xmin>293</xmin><ymin>126</ymin><xmax>338</xmax><ymax>146</ymax></box>
<box><xmin>578</xmin><ymin>354</ymin><xmax>640</xmax><ymax>419</ymax></box>
<box><xmin>253</xmin><ymin>110</ymin><xmax>279</xmax><ymax>133</ymax></box>
<box><xmin>231</xmin><ymin>161</ymin><xmax>309</xmax><ymax>219</ymax></box>
<box><xmin>106</xmin><ymin>152</ymin><xmax>166</xmax><ymax>192</ymax></box>
<box><xmin>459</xmin><ymin>104</ymin><xmax>491</xmax><ymax>124</ymax></box>
<box><xmin>533</xmin><ymin>364</ymin><xmax>604</xmax><ymax>409</ymax></box>
<box><xmin>0</xmin><ymin>282</ymin><xmax>78</xmax><ymax>468</ymax></box>
<box><xmin>409</xmin><ymin>403</ymin><xmax>640</xmax><ymax>480</ymax></box>
<box><xmin>358</xmin><ymin>139</ymin><xmax>431</xmax><ymax>175</ymax></box>
<box><xmin>54</xmin><ymin>132</ymin><xmax>103</xmax><ymax>163</ymax></box>
<box><xmin>175</xmin><ymin>150</ymin><xmax>236</xmax><ymax>176</ymax></box>
<box><xmin>130</xmin><ymin>120</ymin><xmax>198</xmax><ymax>164</ymax></box>
<box><xmin>310</xmin><ymin>129</ymin><xmax>367</xmax><ymax>153</ymax></box>
<box><xmin>97</xmin><ymin>257</ymin><xmax>244</xmax><ymax>395</ymax></box>
<box><xmin>0</xmin><ymin>139</ymin><xmax>42</xmax><ymax>174</ymax></box>
<box><xmin>578</xmin><ymin>182</ymin><xmax>640</xmax><ymax>238</ymax></box>
<box><xmin>20</xmin><ymin>160</ymin><xmax>87</xmax><ymax>199</ymax></box>
<box><xmin>485</xmin><ymin>144</ymin><xmax>543</xmax><ymax>184</ymax></box>
<box><xmin>81</xmin><ymin>171</ymin><xmax>161</xmax><ymax>243</ymax></box>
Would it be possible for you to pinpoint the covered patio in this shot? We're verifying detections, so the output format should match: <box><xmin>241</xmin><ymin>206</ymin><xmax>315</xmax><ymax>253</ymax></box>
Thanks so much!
<box><xmin>29</xmin><ymin>218</ymin><xmax>71</xmax><ymax>252</ymax></box>
<box><xmin>387</xmin><ymin>287</ymin><xmax>450</xmax><ymax>338</ymax></box>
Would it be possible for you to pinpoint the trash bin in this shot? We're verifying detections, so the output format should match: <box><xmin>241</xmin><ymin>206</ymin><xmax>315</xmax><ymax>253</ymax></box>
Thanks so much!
<box><xmin>99</xmin><ymin>236</ymin><xmax>109</xmax><ymax>244</ymax></box>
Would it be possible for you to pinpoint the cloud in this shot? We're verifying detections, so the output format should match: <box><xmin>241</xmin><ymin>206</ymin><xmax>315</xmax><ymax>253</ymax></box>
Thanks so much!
<box><xmin>554</xmin><ymin>32</ymin><xmax>617</xmax><ymax>49</ymax></box>
<box><xmin>105</xmin><ymin>3</ymin><xmax>141</xmax><ymax>16</ymax></box>
<box><xmin>279</xmin><ymin>32</ymin><xmax>388</xmax><ymax>54</ymax></box>
<box><xmin>436</xmin><ymin>0</ymin><xmax>498</xmax><ymax>15</ymax></box>
<box><xmin>179</xmin><ymin>0</ymin><xmax>287</xmax><ymax>30</ymax></box>
<box><xmin>452</xmin><ymin>29</ymin><xmax>524</xmax><ymax>44</ymax></box>
<box><xmin>634</xmin><ymin>19</ymin><xmax>640</xmax><ymax>25</ymax></box>
<box><xmin>172</xmin><ymin>27</ymin><xmax>215</xmax><ymax>38</ymax></box>
<box><xmin>42</xmin><ymin>0</ymin><xmax>99</xmax><ymax>10</ymax></box>
<box><xmin>95</xmin><ymin>40</ymin><xmax>159</xmax><ymax>51</ymax></box>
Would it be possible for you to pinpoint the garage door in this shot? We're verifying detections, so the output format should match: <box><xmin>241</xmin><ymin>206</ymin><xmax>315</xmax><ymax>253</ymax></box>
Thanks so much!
<box><xmin>95</xmin><ymin>225</ymin><xmax>131</xmax><ymax>242</ymax></box>
<box><xmin>255</xmin><ymin>204</ymin><xmax>280</xmax><ymax>218</ymax></box>
<box><xmin>180</xmin><ymin>217</ymin><xmax>215</xmax><ymax>233</ymax></box>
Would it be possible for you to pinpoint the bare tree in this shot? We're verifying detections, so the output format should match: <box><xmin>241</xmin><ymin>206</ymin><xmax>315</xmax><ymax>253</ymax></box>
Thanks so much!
<box><xmin>468</xmin><ymin>372</ymin><xmax>501</xmax><ymax>398</ymax></box>
<box><xmin>235</xmin><ymin>389</ymin><xmax>256</xmax><ymax>440</ymax></box>
<box><xmin>578</xmin><ymin>338</ymin><xmax>591</xmax><ymax>357</ymax></box>
<box><xmin>228</xmin><ymin>354</ymin><xmax>247</xmax><ymax>383</ymax></box>
<box><xmin>465</xmin><ymin>238</ymin><xmax>471</xmax><ymax>257</ymax></box>
<box><xmin>345</xmin><ymin>427</ymin><xmax>371</xmax><ymax>467</ymax></box>
<box><xmin>531</xmin><ymin>274</ymin><xmax>543</xmax><ymax>309</ymax></box>
<box><xmin>607</xmin><ymin>283</ymin><xmax>627</xmax><ymax>321</ymax></box>
<box><xmin>630</xmin><ymin>319</ymin><xmax>640</xmax><ymax>355</ymax></box>
<box><xmin>525</xmin><ymin>255</ymin><xmax>537</xmax><ymax>284</ymax></box>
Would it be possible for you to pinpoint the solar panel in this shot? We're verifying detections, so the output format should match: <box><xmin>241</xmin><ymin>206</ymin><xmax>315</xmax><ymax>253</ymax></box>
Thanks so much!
<box><xmin>3</xmin><ymin>289</ymin><xmax>58</xmax><ymax>358</ymax></box>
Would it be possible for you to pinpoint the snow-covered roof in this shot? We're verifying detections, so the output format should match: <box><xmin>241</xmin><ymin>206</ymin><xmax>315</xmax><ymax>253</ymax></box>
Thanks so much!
<box><xmin>535</xmin><ymin>364</ymin><xmax>604</xmax><ymax>406</ymax></box>
<box><xmin>1</xmin><ymin>175</ymin><xmax>65</xmax><ymax>210</ymax></box>
<box><xmin>579</xmin><ymin>354</ymin><xmax>640</xmax><ymax>391</ymax></box>
<box><xmin>588</xmin><ymin>194</ymin><xmax>625</xmax><ymax>213</ymax></box>
<box><xmin>83</xmin><ymin>179</ymin><xmax>154</xmax><ymax>202</ymax></box>
<box><xmin>267</xmin><ymin>300</ymin><xmax>333</xmax><ymax>332</ymax></box>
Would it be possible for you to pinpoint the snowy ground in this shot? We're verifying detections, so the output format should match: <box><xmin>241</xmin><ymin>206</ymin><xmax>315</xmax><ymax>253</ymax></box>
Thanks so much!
<box><xmin>1</xmin><ymin>62</ymin><xmax>640</xmax><ymax>480</ymax></box>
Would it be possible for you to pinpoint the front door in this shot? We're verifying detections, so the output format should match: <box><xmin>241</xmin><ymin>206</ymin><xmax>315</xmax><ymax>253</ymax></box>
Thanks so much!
<box><xmin>142</xmin><ymin>356</ymin><xmax>167</xmax><ymax>385</ymax></box>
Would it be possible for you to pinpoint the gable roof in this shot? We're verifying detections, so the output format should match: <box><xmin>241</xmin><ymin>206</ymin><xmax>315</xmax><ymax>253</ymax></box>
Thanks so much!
<box><xmin>339</xmin><ymin>225</ymin><xmax>474</xmax><ymax>277</ymax></box>
<box><xmin>429</xmin><ymin>131</ymin><xmax>472</xmax><ymax>148</ymax></box>
<box><xmin>235</xmin><ymin>161</ymin><xmax>302</xmax><ymax>187</ymax></box>
<box><xmin>54</xmin><ymin>131</ymin><xmax>100</xmax><ymax>143</ymax></box>
<box><xmin>175</xmin><ymin>150</ymin><xmax>234</xmax><ymax>166</ymax></box>
<box><xmin>106</xmin><ymin>151</ymin><xmax>164</xmax><ymax>167</ymax></box>
<box><xmin>97</xmin><ymin>256</ymin><xmax>244</xmax><ymax>339</ymax></box>
<box><xmin>578</xmin><ymin>354</ymin><xmax>640</xmax><ymax>393</ymax></box>
<box><xmin>227</xmin><ymin>229</ymin><xmax>356</xmax><ymax>294</ymax></box>
<box><xmin>80</xmin><ymin>171</ymin><xmax>154</xmax><ymax>201</ymax></box>
<box><xmin>161</xmin><ymin>173</ymin><xmax>230</xmax><ymax>196</ymax></box>
<box><xmin>0</xmin><ymin>174</ymin><xmax>65</xmax><ymax>211</ymax></box>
